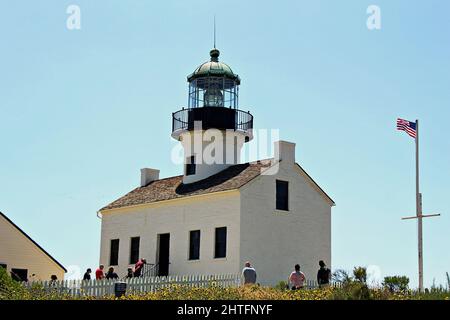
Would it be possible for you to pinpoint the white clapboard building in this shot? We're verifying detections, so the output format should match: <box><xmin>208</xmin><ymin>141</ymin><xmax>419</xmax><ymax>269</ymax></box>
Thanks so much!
<box><xmin>98</xmin><ymin>48</ymin><xmax>335</xmax><ymax>285</ymax></box>
<box><xmin>0</xmin><ymin>211</ymin><xmax>66</xmax><ymax>281</ymax></box>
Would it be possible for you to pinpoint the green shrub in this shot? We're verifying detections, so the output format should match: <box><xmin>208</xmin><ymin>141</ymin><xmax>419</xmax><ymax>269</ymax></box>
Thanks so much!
<box><xmin>0</xmin><ymin>266</ymin><xmax>28</xmax><ymax>300</ymax></box>
<box><xmin>383</xmin><ymin>276</ymin><xmax>409</xmax><ymax>293</ymax></box>
<box><xmin>353</xmin><ymin>266</ymin><xmax>367</xmax><ymax>283</ymax></box>
<box><xmin>274</xmin><ymin>281</ymin><xmax>288</xmax><ymax>291</ymax></box>
<box><xmin>2</xmin><ymin>265</ymin><xmax>449</xmax><ymax>300</ymax></box>
<box><xmin>330</xmin><ymin>282</ymin><xmax>372</xmax><ymax>300</ymax></box>
<box><xmin>332</xmin><ymin>269</ymin><xmax>352</xmax><ymax>284</ymax></box>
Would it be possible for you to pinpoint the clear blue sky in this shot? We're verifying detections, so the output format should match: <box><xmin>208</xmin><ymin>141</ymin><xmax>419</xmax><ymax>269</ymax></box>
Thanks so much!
<box><xmin>1</xmin><ymin>0</ymin><xmax>449</xmax><ymax>287</ymax></box>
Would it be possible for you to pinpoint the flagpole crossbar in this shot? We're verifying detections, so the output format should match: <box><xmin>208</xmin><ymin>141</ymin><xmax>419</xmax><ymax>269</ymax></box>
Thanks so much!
<box><xmin>401</xmin><ymin>214</ymin><xmax>441</xmax><ymax>220</ymax></box>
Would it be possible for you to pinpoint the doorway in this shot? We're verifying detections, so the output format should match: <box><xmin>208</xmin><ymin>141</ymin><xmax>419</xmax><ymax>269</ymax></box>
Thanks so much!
<box><xmin>157</xmin><ymin>233</ymin><xmax>170</xmax><ymax>276</ymax></box>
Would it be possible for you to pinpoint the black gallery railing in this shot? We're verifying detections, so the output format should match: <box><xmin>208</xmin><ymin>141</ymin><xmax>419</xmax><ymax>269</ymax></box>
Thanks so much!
<box><xmin>172</xmin><ymin>107</ymin><xmax>253</xmax><ymax>134</ymax></box>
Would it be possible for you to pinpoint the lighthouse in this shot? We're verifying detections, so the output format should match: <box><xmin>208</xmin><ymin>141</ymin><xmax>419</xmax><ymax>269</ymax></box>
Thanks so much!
<box><xmin>99</xmin><ymin>45</ymin><xmax>334</xmax><ymax>285</ymax></box>
<box><xmin>171</xmin><ymin>48</ymin><xmax>253</xmax><ymax>184</ymax></box>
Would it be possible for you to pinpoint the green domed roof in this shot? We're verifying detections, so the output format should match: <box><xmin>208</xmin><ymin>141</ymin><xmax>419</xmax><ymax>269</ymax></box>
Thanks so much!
<box><xmin>187</xmin><ymin>49</ymin><xmax>240</xmax><ymax>84</ymax></box>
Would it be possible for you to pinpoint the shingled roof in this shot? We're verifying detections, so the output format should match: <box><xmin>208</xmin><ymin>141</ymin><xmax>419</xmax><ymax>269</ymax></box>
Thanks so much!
<box><xmin>100</xmin><ymin>160</ymin><xmax>273</xmax><ymax>211</ymax></box>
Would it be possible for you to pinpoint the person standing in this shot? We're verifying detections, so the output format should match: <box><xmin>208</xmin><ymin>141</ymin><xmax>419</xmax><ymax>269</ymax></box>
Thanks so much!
<box><xmin>49</xmin><ymin>275</ymin><xmax>58</xmax><ymax>287</ymax></box>
<box><xmin>133</xmin><ymin>258</ymin><xmax>146</xmax><ymax>277</ymax></box>
<box><xmin>83</xmin><ymin>268</ymin><xmax>92</xmax><ymax>281</ymax></box>
<box><xmin>126</xmin><ymin>268</ymin><xmax>134</xmax><ymax>279</ymax></box>
<box><xmin>288</xmin><ymin>264</ymin><xmax>306</xmax><ymax>290</ymax></box>
<box><xmin>241</xmin><ymin>261</ymin><xmax>257</xmax><ymax>285</ymax></box>
<box><xmin>95</xmin><ymin>265</ymin><xmax>105</xmax><ymax>280</ymax></box>
<box><xmin>105</xmin><ymin>267</ymin><xmax>119</xmax><ymax>280</ymax></box>
<box><xmin>317</xmin><ymin>260</ymin><xmax>331</xmax><ymax>287</ymax></box>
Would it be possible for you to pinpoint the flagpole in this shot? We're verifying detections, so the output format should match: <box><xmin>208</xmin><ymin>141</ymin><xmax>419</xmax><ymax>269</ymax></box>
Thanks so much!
<box><xmin>416</xmin><ymin>119</ymin><xmax>424</xmax><ymax>292</ymax></box>
<box><xmin>400</xmin><ymin>118</ymin><xmax>439</xmax><ymax>292</ymax></box>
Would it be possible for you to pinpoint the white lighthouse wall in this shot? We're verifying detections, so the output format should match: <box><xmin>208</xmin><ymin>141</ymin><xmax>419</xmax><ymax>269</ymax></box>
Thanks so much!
<box><xmin>239</xmin><ymin>161</ymin><xmax>332</xmax><ymax>286</ymax></box>
<box><xmin>99</xmin><ymin>191</ymin><xmax>241</xmax><ymax>278</ymax></box>
<box><xmin>180</xmin><ymin>130</ymin><xmax>246</xmax><ymax>184</ymax></box>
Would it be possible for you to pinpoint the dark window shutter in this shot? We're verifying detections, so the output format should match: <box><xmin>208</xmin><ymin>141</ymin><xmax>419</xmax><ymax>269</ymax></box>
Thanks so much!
<box><xmin>129</xmin><ymin>237</ymin><xmax>140</xmax><ymax>264</ymax></box>
<box><xmin>276</xmin><ymin>180</ymin><xmax>289</xmax><ymax>211</ymax></box>
<box><xmin>109</xmin><ymin>239</ymin><xmax>120</xmax><ymax>266</ymax></box>
<box><xmin>189</xmin><ymin>230</ymin><xmax>201</xmax><ymax>260</ymax></box>
<box><xmin>214</xmin><ymin>227</ymin><xmax>227</xmax><ymax>258</ymax></box>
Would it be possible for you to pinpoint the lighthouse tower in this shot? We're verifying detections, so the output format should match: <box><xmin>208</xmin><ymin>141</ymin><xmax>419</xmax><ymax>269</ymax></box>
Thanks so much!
<box><xmin>171</xmin><ymin>48</ymin><xmax>253</xmax><ymax>184</ymax></box>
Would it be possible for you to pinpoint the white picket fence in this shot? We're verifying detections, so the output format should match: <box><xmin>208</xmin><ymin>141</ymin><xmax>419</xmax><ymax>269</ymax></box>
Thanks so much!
<box><xmin>25</xmin><ymin>274</ymin><xmax>241</xmax><ymax>297</ymax></box>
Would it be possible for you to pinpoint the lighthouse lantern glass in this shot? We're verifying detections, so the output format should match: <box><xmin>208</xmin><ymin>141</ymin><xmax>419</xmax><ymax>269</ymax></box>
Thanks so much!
<box><xmin>204</xmin><ymin>87</ymin><xmax>223</xmax><ymax>107</ymax></box>
<box><xmin>188</xmin><ymin>77</ymin><xmax>239</xmax><ymax>109</ymax></box>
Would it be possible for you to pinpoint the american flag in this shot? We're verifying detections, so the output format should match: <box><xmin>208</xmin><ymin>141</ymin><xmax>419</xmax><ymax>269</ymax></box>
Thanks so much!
<box><xmin>397</xmin><ymin>118</ymin><xmax>417</xmax><ymax>139</ymax></box>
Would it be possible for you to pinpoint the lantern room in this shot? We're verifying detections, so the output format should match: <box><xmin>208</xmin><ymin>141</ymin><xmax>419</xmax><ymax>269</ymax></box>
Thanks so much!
<box><xmin>187</xmin><ymin>48</ymin><xmax>240</xmax><ymax>108</ymax></box>
<box><xmin>172</xmin><ymin>48</ymin><xmax>253</xmax><ymax>142</ymax></box>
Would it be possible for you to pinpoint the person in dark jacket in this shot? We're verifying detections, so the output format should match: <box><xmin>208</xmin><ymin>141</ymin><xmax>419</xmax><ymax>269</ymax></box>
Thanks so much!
<box><xmin>126</xmin><ymin>268</ymin><xmax>134</xmax><ymax>278</ymax></box>
<box><xmin>83</xmin><ymin>268</ymin><xmax>92</xmax><ymax>281</ymax></box>
<box><xmin>49</xmin><ymin>274</ymin><xmax>58</xmax><ymax>285</ymax></box>
<box><xmin>105</xmin><ymin>267</ymin><xmax>119</xmax><ymax>280</ymax></box>
<box><xmin>241</xmin><ymin>261</ymin><xmax>257</xmax><ymax>285</ymax></box>
<box><xmin>317</xmin><ymin>260</ymin><xmax>331</xmax><ymax>287</ymax></box>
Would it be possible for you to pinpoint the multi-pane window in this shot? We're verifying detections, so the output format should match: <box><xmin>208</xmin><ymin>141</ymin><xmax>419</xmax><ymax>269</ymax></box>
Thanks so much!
<box><xmin>189</xmin><ymin>230</ymin><xmax>201</xmax><ymax>260</ymax></box>
<box><xmin>129</xmin><ymin>237</ymin><xmax>140</xmax><ymax>264</ymax></box>
<box><xmin>276</xmin><ymin>180</ymin><xmax>289</xmax><ymax>211</ymax></box>
<box><xmin>109</xmin><ymin>239</ymin><xmax>119</xmax><ymax>266</ymax></box>
<box><xmin>214</xmin><ymin>227</ymin><xmax>227</xmax><ymax>259</ymax></box>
